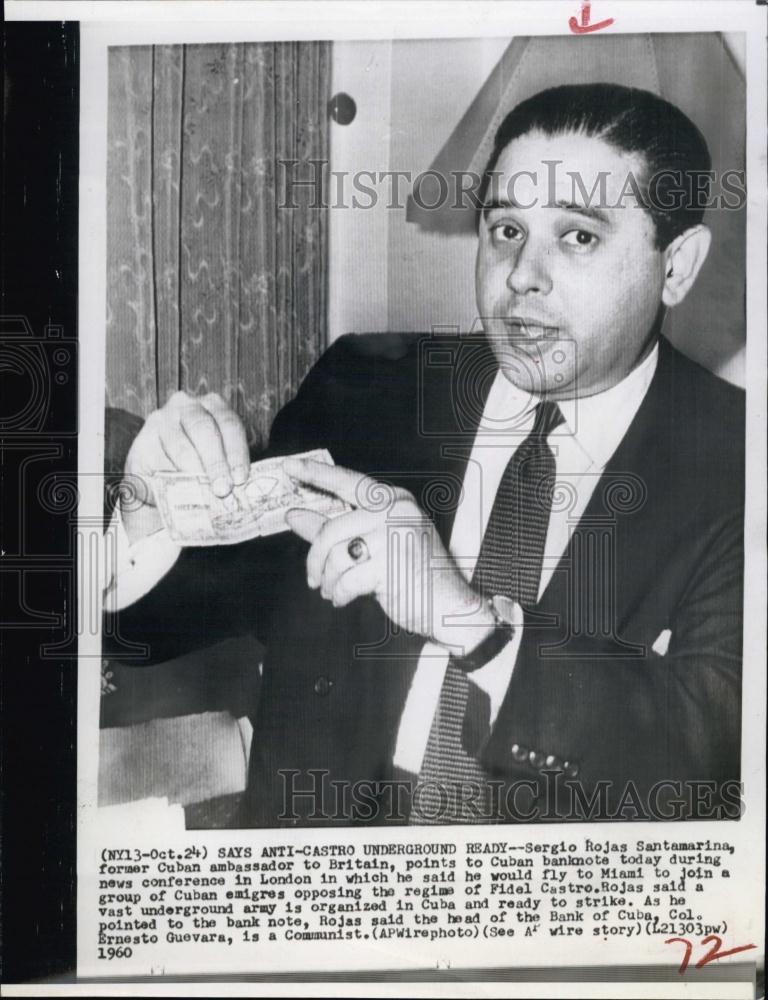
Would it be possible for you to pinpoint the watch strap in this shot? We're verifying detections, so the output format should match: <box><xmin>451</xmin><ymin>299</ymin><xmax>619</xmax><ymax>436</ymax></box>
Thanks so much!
<box><xmin>449</xmin><ymin>597</ymin><xmax>515</xmax><ymax>673</ymax></box>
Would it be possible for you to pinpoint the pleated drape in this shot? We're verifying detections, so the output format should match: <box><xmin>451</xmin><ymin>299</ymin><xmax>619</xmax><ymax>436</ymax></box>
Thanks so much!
<box><xmin>106</xmin><ymin>42</ymin><xmax>330</xmax><ymax>447</ymax></box>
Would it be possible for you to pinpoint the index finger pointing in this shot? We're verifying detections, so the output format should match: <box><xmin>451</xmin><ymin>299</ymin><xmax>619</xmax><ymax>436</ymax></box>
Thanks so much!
<box><xmin>283</xmin><ymin>459</ymin><xmax>394</xmax><ymax>512</ymax></box>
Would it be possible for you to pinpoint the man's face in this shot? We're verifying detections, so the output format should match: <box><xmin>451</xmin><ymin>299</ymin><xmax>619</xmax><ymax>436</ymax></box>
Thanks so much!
<box><xmin>475</xmin><ymin>129</ymin><xmax>668</xmax><ymax>398</ymax></box>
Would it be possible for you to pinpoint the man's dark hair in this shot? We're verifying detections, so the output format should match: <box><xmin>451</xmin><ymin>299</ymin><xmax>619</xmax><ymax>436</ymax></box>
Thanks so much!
<box><xmin>478</xmin><ymin>83</ymin><xmax>712</xmax><ymax>248</ymax></box>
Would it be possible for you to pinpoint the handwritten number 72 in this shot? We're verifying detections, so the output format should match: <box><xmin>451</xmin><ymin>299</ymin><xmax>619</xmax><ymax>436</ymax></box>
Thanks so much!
<box><xmin>665</xmin><ymin>935</ymin><xmax>757</xmax><ymax>975</ymax></box>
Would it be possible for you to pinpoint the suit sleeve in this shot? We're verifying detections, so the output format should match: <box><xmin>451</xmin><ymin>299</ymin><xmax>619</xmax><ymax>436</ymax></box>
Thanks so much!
<box><xmin>101</xmin><ymin>337</ymin><xmax>356</xmax><ymax>666</ymax></box>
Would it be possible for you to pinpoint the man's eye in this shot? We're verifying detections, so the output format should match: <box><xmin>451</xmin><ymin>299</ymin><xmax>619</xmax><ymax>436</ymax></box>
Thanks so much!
<box><xmin>490</xmin><ymin>222</ymin><xmax>524</xmax><ymax>244</ymax></box>
<box><xmin>562</xmin><ymin>229</ymin><xmax>599</xmax><ymax>250</ymax></box>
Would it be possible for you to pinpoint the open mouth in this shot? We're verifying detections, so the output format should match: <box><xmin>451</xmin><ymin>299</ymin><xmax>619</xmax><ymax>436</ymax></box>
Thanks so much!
<box><xmin>503</xmin><ymin>318</ymin><xmax>561</xmax><ymax>339</ymax></box>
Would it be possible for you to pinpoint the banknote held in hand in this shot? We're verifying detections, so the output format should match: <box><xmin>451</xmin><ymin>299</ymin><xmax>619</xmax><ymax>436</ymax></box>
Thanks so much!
<box><xmin>151</xmin><ymin>449</ymin><xmax>351</xmax><ymax>546</ymax></box>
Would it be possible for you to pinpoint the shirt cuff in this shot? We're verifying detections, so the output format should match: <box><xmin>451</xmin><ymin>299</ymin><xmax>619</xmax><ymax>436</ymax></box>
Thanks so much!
<box><xmin>102</xmin><ymin>506</ymin><xmax>182</xmax><ymax>612</ymax></box>
<box><xmin>392</xmin><ymin>642</ymin><xmax>450</xmax><ymax>775</ymax></box>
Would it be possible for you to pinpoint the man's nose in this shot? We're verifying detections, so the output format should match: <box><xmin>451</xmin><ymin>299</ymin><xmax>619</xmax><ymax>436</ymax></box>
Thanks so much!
<box><xmin>506</xmin><ymin>242</ymin><xmax>552</xmax><ymax>296</ymax></box>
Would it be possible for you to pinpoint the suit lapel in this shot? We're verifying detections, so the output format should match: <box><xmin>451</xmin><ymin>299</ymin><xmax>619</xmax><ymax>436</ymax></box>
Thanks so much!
<box><xmin>482</xmin><ymin>339</ymin><xmax>677</xmax><ymax>769</ymax></box>
<box><xmin>536</xmin><ymin>336</ymin><xmax>676</xmax><ymax>612</ymax></box>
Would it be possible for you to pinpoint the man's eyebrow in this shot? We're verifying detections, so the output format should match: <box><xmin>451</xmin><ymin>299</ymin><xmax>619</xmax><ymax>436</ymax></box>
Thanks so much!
<box><xmin>481</xmin><ymin>197</ymin><xmax>613</xmax><ymax>226</ymax></box>
<box><xmin>552</xmin><ymin>199</ymin><xmax>612</xmax><ymax>225</ymax></box>
<box><xmin>482</xmin><ymin>198</ymin><xmax>515</xmax><ymax>215</ymax></box>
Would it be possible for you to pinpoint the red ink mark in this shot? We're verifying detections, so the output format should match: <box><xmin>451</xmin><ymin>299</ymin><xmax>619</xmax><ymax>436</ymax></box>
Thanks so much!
<box><xmin>569</xmin><ymin>1</ymin><xmax>614</xmax><ymax>34</ymax></box>
<box><xmin>696</xmin><ymin>935</ymin><xmax>757</xmax><ymax>970</ymax></box>
<box><xmin>665</xmin><ymin>935</ymin><xmax>757</xmax><ymax>975</ymax></box>
<box><xmin>665</xmin><ymin>937</ymin><xmax>694</xmax><ymax>974</ymax></box>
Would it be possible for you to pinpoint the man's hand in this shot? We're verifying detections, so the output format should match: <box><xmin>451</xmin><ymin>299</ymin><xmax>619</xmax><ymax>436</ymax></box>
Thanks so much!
<box><xmin>284</xmin><ymin>458</ymin><xmax>495</xmax><ymax>654</ymax></box>
<box><xmin>122</xmin><ymin>391</ymin><xmax>250</xmax><ymax>544</ymax></box>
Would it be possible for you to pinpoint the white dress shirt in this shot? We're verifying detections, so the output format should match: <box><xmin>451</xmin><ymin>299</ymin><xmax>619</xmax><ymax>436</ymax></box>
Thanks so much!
<box><xmin>104</xmin><ymin>344</ymin><xmax>659</xmax><ymax>775</ymax></box>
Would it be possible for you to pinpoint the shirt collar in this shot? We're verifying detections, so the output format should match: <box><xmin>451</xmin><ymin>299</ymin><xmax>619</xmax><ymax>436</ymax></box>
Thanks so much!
<box><xmin>481</xmin><ymin>342</ymin><xmax>659</xmax><ymax>471</ymax></box>
<box><xmin>557</xmin><ymin>343</ymin><xmax>659</xmax><ymax>470</ymax></box>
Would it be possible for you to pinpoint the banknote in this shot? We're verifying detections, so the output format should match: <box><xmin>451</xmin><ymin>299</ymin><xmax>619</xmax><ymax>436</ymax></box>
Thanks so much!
<box><xmin>151</xmin><ymin>449</ymin><xmax>351</xmax><ymax>546</ymax></box>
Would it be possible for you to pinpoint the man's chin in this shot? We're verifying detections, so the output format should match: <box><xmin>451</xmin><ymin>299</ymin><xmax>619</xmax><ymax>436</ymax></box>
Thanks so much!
<box><xmin>491</xmin><ymin>340</ymin><xmax>573</xmax><ymax>397</ymax></box>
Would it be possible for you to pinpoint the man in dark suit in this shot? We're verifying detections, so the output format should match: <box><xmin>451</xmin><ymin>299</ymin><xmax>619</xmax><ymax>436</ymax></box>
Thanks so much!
<box><xmin>105</xmin><ymin>84</ymin><xmax>743</xmax><ymax>826</ymax></box>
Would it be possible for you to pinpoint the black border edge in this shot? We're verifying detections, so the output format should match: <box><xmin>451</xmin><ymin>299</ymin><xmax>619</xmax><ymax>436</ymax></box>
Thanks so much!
<box><xmin>1</xmin><ymin>20</ymin><xmax>80</xmax><ymax>983</ymax></box>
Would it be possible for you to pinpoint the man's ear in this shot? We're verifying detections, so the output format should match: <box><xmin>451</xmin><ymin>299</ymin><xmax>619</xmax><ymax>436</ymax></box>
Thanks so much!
<box><xmin>661</xmin><ymin>225</ymin><xmax>712</xmax><ymax>307</ymax></box>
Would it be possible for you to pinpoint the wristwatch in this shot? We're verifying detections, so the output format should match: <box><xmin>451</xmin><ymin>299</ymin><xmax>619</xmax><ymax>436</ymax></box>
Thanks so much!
<box><xmin>450</xmin><ymin>594</ymin><xmax>517</xmax><ymax>673</ymax></box>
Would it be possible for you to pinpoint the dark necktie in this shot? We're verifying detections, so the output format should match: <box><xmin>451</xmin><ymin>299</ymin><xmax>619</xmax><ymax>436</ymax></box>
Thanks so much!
<box><xmin>473</xmin><ymin>399</ymin><xmax>565</xmax><ymax>606</ymax></box>
<box><xmin>410</xmin><ymin>400</ymin><xmax>564</xmax><ymax>825</ymax></box>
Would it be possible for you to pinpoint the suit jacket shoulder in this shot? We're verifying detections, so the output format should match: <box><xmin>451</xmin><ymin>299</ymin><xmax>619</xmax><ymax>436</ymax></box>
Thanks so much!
<box><xmin>268</xmin><ymin>332</ymin><xmax>427</xmax><ymax>454</ymax></box>
<box><xmin>658</xmin><ymin>337</ymin><xmax>744</xmax><ymax>466</ymax></box>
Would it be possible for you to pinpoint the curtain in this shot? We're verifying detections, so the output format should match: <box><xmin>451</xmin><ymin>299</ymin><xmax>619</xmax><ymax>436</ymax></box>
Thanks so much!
<box><xmin>106</xmin><ymin>42</ymin><xmax>330</xmax><ymax>447</ymax></box>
